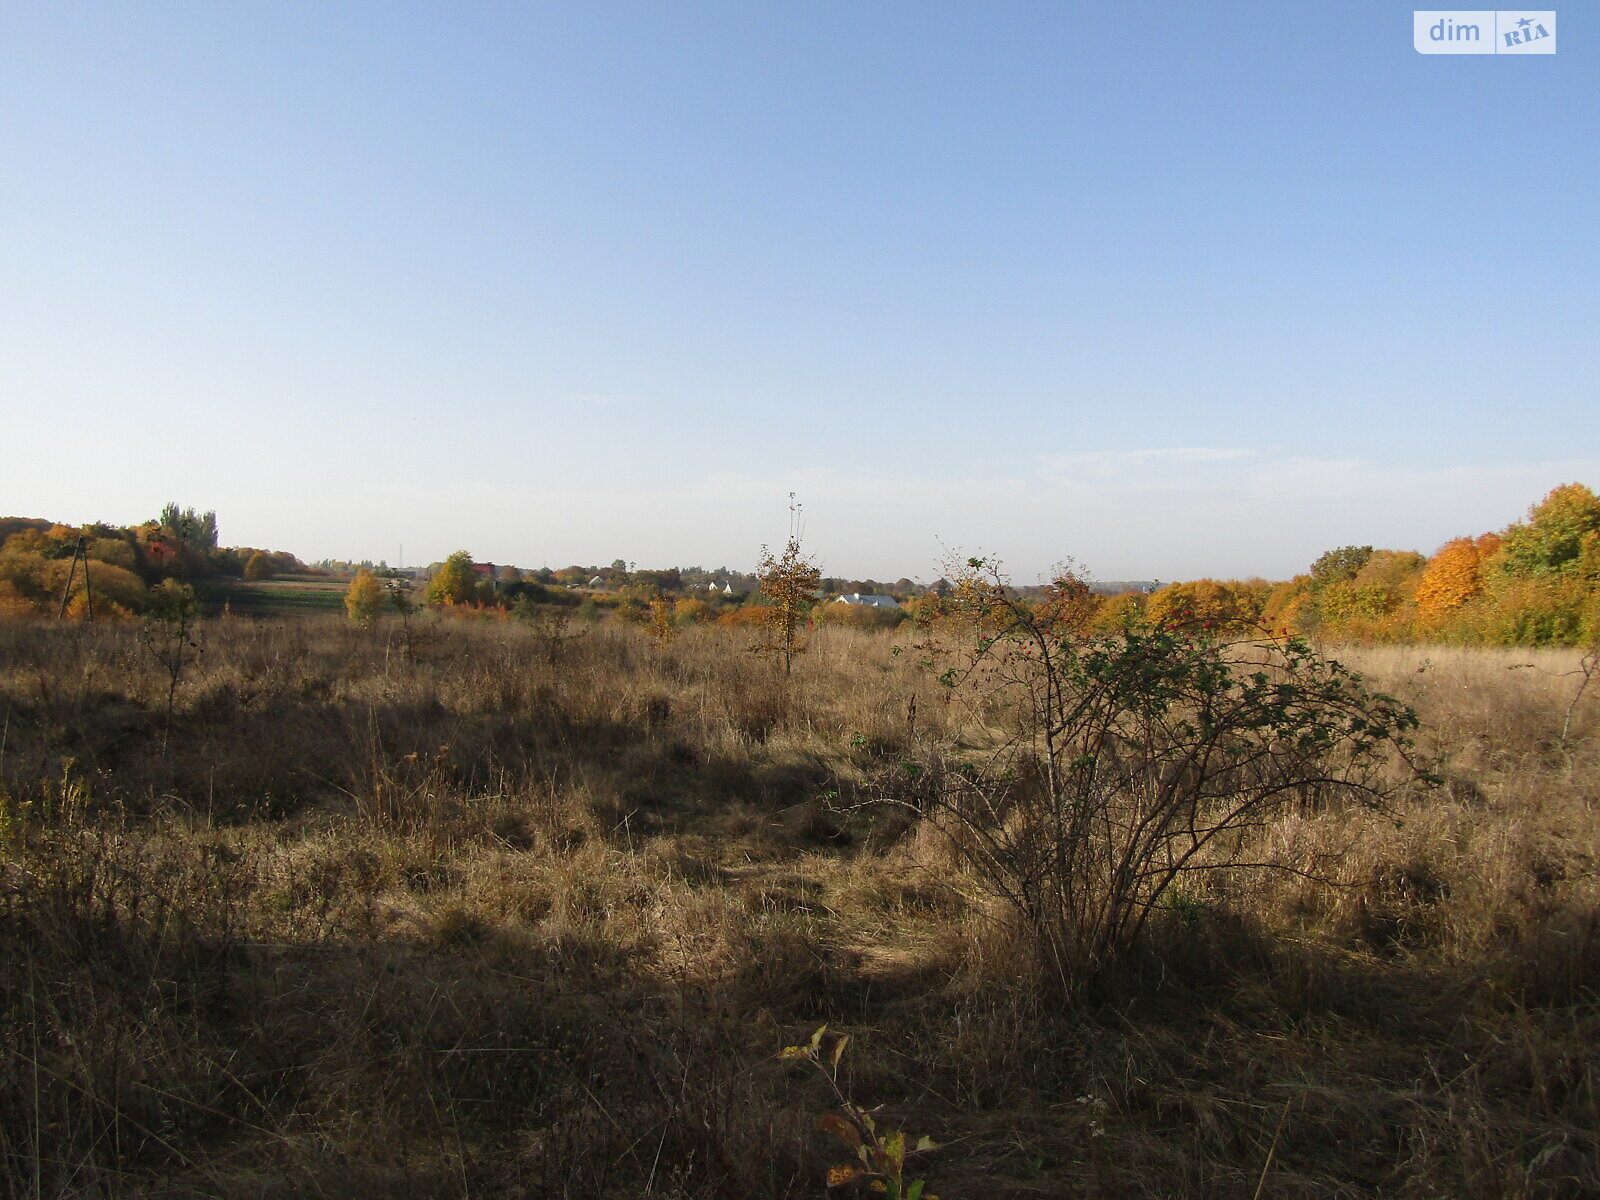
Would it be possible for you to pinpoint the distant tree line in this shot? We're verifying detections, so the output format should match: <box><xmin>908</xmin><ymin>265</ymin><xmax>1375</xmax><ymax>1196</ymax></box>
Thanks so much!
<box><xmin>11</xmin><ymin>484</ymin><xmax>1597</xmax><ymax>645</ymax></box>
<box><xmin>0</xmin><ymin>504</ymin><xmax>308</xmax><ymax>618</ymax></box>
<box><xmin>996</xmin><ymin>483</ymin><xmax>1600</xmax><ymax>648</ymax></box>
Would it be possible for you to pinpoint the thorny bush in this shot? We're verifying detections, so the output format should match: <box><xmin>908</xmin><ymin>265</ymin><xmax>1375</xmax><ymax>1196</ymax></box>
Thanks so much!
<box><xmin>915</xmin><ymin>560</ymin><xmax>1434</xmax><ymax>996</ymax></box>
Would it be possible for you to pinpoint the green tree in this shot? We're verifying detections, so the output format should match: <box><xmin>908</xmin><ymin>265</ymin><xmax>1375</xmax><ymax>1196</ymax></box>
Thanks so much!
<box><xmin>1309</xmin><ymin>545</ymin><xmax>1374</xmax><ymax>592</ymax></box>
<box><xmin>158</xmin><ymin>503</ymin><xmax>219</xmax><ymax>553</ymax></box>
<box><xmin>1497</xmin><ymin>483</ymin><xmax>1600</xmax><ymax>578</ymax></box>
<box><xmin>243</xmin><ymin>552</ymin><xmax>271</xmax><ymax>580</ymax></box>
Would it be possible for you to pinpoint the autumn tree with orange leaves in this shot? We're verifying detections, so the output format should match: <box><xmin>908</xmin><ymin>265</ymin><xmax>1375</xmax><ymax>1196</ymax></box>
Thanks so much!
<box><xmin>1416</xmin><ymin>535</ymin><xmax>1496</xmax><ymax>624</ymax></box>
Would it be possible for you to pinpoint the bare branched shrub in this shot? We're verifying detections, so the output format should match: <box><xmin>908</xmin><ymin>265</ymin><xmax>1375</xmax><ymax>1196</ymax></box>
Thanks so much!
<box><xmin>916</xmin><ymin>559</ymin><xmax>1432</xmax><ymax>995</ymax></box>
<box><xmin>754</xmin><ymin>495</ymin><xmax>822</xmax><ymax>676</ymax></box>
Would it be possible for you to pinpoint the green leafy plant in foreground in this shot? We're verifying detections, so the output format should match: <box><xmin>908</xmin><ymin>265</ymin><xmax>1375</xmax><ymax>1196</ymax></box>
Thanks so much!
<box><xmin>915</xmin><ymin>558</ymin><xmax>1437</xmax><ymax>996</ymax></box>
<box><xmin>780</xmin><ymin>1026</ymin><xmax>939</xmax><ymax>1198</ymax></box>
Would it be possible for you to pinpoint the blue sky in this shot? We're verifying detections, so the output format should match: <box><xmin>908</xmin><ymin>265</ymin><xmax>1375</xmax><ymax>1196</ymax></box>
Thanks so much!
<box><xmin>3</xmin><ymin>2</ymin><xmax>1595</xmax><ymax>582</ymax></box>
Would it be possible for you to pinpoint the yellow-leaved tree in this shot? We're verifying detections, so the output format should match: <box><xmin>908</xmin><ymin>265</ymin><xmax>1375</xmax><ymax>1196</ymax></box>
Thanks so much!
<box><xmin>345</xmin><ymin>568</ymin><xmax>383</xmax><ymax>627</ymax></box>
<box><xmin>1088</xmin><ymin>589</ymin><xmax>1148</xmax><ymax>634</ymax></box>
<box><xmin>646</xmin><ymin>595</ymin><xmax>677</xmax><ymax>647</ymax></box>
<box><xmin>426</xmin><ymin>552</ymin><xmax>477</xmax><ymax>607</ymax></box>
<box><xmin>1146</xmin><ymin>579</ymin><xmax>1259</xmax><ymax>634</ymax></box>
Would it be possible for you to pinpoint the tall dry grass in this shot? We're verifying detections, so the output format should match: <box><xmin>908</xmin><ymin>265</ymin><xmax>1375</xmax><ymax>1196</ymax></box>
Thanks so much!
<box><xmin>0</xmin><ymin>614</ymin><xmax>1596</xmax><ymax>1197</ymax></box>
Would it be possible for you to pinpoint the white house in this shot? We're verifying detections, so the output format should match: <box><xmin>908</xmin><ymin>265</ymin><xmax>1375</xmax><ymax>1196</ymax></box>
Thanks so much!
<box><xmin>835</xmin><ymin>593</ymin><xmax>901</xmax><ymax>609</ymax></box>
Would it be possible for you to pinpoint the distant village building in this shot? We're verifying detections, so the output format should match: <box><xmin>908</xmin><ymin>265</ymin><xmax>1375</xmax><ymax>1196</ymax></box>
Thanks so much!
<box><xmin>587</xmin><ymin>576</ymin><xmax>605</xmax><ymax>588</ymax></box>
<box><xmin>835</xmin><ymin>593</ymin><xmax>901</xmax><ymax>609</ymax></box>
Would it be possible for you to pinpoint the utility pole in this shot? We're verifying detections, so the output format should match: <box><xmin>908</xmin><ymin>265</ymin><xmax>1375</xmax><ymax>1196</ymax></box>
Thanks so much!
<box><xmin>56</xmin><ymin>537</ymin><xmax>93</xmax><ymax>621</ymax></box>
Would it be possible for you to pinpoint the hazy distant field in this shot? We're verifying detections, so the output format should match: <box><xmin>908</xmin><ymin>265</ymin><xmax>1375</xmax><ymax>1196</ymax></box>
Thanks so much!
<box><xmin>1</xmin><ymin>613</ymin><xmax>1595</xmax><ymax>1198</ymax></box>
<box><xmin>203</xmin><ymin>574</ymin><xmax>353</xmax><ymax>616</ymax></box>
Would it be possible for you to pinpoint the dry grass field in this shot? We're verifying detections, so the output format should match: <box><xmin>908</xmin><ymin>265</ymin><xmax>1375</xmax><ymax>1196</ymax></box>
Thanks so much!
<box><xmin>1</xmin><ymin>614</ymin><xmax>1596</xmax><ymax>1198</ymax></box>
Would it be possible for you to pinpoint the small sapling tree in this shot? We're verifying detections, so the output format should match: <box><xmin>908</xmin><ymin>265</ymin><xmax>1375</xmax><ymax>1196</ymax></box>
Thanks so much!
<box><xmin>141</xmin><ymin>578</ymin><xmax>201</xmax><ymax>741</ymax></box>
<box><xmin>646</xmin><ymin>594</ymin><xmax>677</xmax><ymax>648</ymax></box>
<box><xmin>386</xmin><ymin>577</ymin><xmax>423</xmax><ymax>662</ymax></box>
<box><xmin>755</xmin><ymin>494</ymin><xmax>822</xmax><ymax>675</ymax></box>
